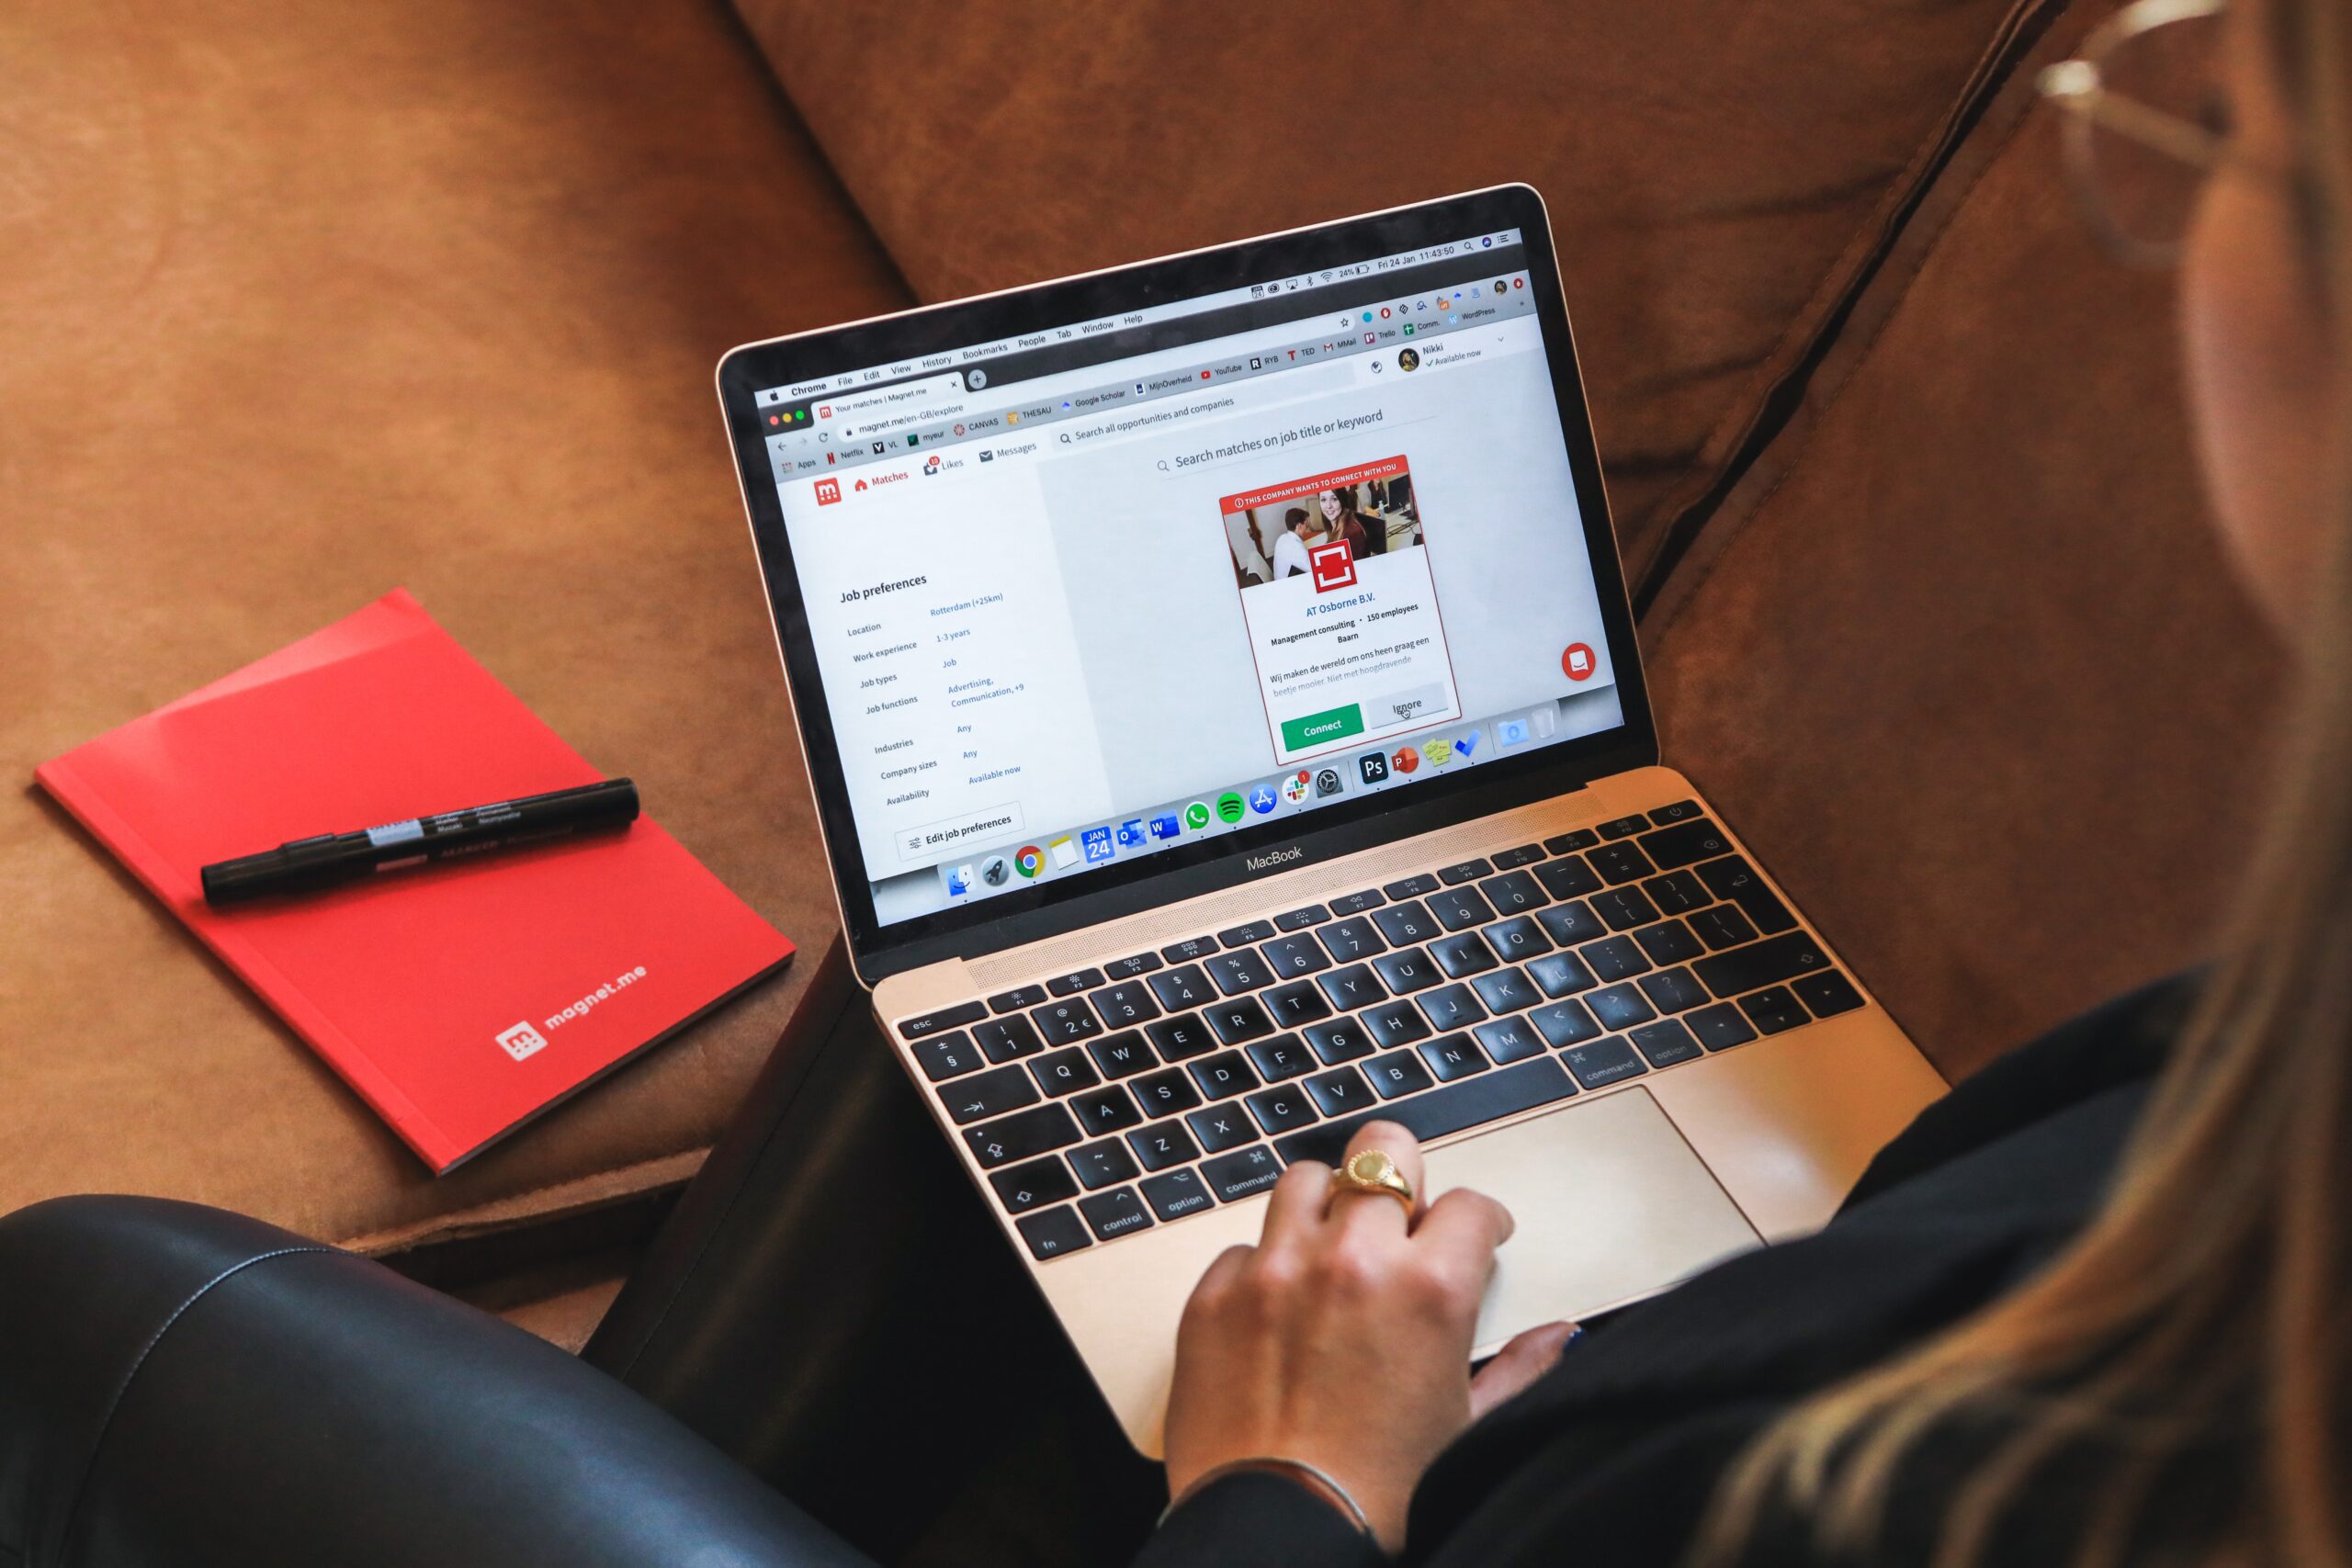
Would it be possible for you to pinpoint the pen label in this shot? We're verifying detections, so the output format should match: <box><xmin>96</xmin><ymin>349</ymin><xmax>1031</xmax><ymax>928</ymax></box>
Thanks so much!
<box><xmin>366</xmin><ymin>819</ymin><xmax>424</xmax><ymax>849</ymax></box>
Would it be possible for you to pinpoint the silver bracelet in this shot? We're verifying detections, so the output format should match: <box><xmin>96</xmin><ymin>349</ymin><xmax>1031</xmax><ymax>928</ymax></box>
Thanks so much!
<box><xmin>1159</xmin><ymin>1454</ymin><xmax>1374</xmax><ymax>1537</ymax></box>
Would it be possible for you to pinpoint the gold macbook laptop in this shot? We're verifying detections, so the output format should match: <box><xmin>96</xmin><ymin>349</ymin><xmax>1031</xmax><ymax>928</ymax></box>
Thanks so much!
<box><xmin>719</xmin><ymin>185</ymin><xmax>1945</xmax><ymax>1454</ymax></box>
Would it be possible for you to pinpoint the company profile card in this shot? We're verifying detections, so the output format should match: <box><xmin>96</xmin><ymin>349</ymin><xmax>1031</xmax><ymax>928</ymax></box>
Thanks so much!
<box><xmin>1221</xmin><ymin>456</ymin><xmax>1463</xmax><ymax>764</ymax></box>
<box><xmin>35</xmin><ymin>590</ymin><xmax>794</xmax><ymax>1172</ymax></box>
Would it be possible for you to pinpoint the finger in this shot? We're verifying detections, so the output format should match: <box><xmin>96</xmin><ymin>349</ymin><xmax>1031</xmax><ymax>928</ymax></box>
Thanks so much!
<box><xmin>1468</xmin><ymin>1321</ymin><xmax>1578</xmax><ymax>1420</ymax></box>
<box><xmin>1328</xmin><ymin>1119</ymin><xmax>1426</xmax><ymax>1241</ymax></box>
<box><xmin>1259</xmin><ymin>1158</ymin><xmax>1331</xmax><ymax>1250</ymax></box>
<box><xmin>1179</xmin><ymin>1243</ymin><xmax>1255</xmax><ymax>1337</ymax></box>
<box><xmin>1409</xmin><ymin>1184</ymin><xmax>1515</xmax><ymax>1285</ymax></box>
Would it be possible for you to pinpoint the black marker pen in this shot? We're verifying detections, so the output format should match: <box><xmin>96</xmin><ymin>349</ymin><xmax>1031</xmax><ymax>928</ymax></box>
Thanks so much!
<box><xmin>200</xmin><ymin>778</ymin><xmax>639</xmax><ymax>907</ymax></box>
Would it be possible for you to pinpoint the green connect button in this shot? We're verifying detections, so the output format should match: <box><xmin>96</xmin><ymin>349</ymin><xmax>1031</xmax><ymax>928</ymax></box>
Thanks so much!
<box><xmin>1281</xmin><ymin>704</ymin><xmax>1365</xmax><ymax>750</ymax></box>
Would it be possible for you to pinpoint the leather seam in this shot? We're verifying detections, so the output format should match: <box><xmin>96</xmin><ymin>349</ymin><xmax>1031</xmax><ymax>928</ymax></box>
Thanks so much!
<box><xmin>50</xmin><ymin>1247</ymin><xmax>336</xmax><ymax>1567</ymax></box>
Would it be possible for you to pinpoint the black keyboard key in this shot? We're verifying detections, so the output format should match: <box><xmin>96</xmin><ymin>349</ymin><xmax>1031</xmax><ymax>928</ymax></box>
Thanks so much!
<box><xmin>1069</xmin><ymin>1138</ymin><xmax>1142</xmax><ymax>1190</ymax></box>
<box><xmin>1438</xmin><ymin>857</ymin><xmax>1494</xmax><ymax>886</ymax></box>
<box><xmin>1303</xmin><ymin>1018</ymin><xmax>1377</xmax><ymax>1065</ymax></box>
<box><xmin>1419</xmin><ymin>1032</ymin><xmax>1490</xmax><ymax>1082</ymax></box>
<box><xmin>1473</xmin><ymin>1014</ymin><xmax>1547</xmax><ymax>1065</ymax></box>
<box><xmin>1305</xmin><ymin>1066</ymin><xmax>1375</xmax><ymax>1118</ymax></box>
<box><xmin>1430</xmin><ymin>931</ymin><xmax>1499</xmax><ymax>979</ymax></box>
<box><xmin>1472</xmin><ymin>965</ymin><xmax>1543</xmax><ymax>1016</ymax></box>
<box><xmin>989</xmin><ymin>986</ymin><xmax>1047</xmax><ymax>1013</ymax></box>
<box><xmin>1492</xmin><ymin>842</ymin><xmax>1547</xmax><ymax>870</ymax></box>
<box><xmin>973</xmin><ymin>1016</ymin><xmax>1045</xmax><ymax>1063</ymax></box>
<box><xmin>1046</xmin><ymin>967</ymin><xmax>1106</xmax><ymax>997</ymax></box>
<box><xmin>1692</xmin><ymin>931</ymin><xmax>1833</xmax><ymax>999</ymax></box>
<box><xmin>1693</xmin><ymin>855</ymin><xmax>1799</xmax><ymax>934</ymax></box>
<box><xmin>989</xmin><ymin>1156</ymin><xmax>1078</xmax><ymax>1215</ymax></box>
<box><xmin>1426</xmin><ymin>886</ymin><xmax>1498</xmax><ymax>931</ymax></box>
<box><xmin>1079</xmin><ymin>1186</ymin><xmax>1154</xmax><ymax>1241</ymax></box>
<box><xmin>1127</xmin><ymin>1120</ymin><xmax>1202</xmax><ymax>1171</ymax></box>
<box><xmin>1216</xmin><ymin>919</ymin><xmax>1278</xmax><ymax>947</ymax></box>
<box><xmin>964</xmin><ymin>1102</ymin><xmax>1081</xmax><ymax>1168</ymax></box>
<box><xmin>944</xmin><ymin>1064</ymin><xmax>1043</xmax><ymax>1124</ymax></box>
<box><xmin>1793</xmin><ymin>970</ymin><xmax>1866</xmax><ymax>1018</ymax></box>
<box><xmin>1530</xmin><ymin>998</ymin><xmax>1603</xmax><ymax>1049</ymax></box>
<box><xmin>1373</xmin><ymin>899</ymin><xmax>1442</xmax><ymax>945</ymax></box>
<box><xmin>1382</xmin><ymin>873</ymin><xmax>1441</xmax><ymax>899</ymax></box>
<box><xmin>1140</xmin><ymin>1167</ymin><xmax>1216</xmax><ymax>1221</ymax></box>
<box><xmin>912</xmin><ymin>1031</ymin><xmax>984</xmax><ymax>1082</ymax></box>
<box><xmin>1599</xmin><ymin>814</ymin><xmax>1650</xmax><ymax>840</ymax></box>
<box><xmin>1317</xmin><ymin>916</ymin><xmax>1386</xmax><ymax>962</ymax></box>
<box><xmin>1093</xmin><ymin>980</ymin><xmax>1162</xmax><ymax>1027</ymax></box>
<box><xmin>1477</xmin><ymin>870</ymin><xmax>1547</xmax><ymax>916</ymax></box>
<box><xmin>1030</xmin><ymin>1046</ymin><xmax>1102</xmax><ymax>1097</ymax></box>
<box><xmin>1246</xmin><ymin>1082</ymin><xmax>1320</xmax><ymax>1134</ymax></box>
<box><xmin>1647</xmin><ymin>799</ymin><xmax>1704</xmax><ymax>825</ymax></box>
<box><xmin>1688</xmin><ymin>1001</ymin><xmax>1760</xmax><ymax>1052</ymax></box>
<box><xmin>1592</xmin><ymin>886</ymin><xmax>1662</xmax><ymax>931</ymax></box>
<box><xmin>1631</xmin><ymin>1019</ymin><xmax>1703</xmax><ymax>1068</ymax></box>
<box><xmin>1527</xmin><ymin>951</ymin><xmax>1599</xmax><ymax>998</ymax></box>
<box><xmin>1088</xmin><ymin>1030</ymin><xmax>1158</xmax><ymax>1079</ymax></box>
<box><xmin>1633</xmin><ymin>919</ymin><xmax>1706</xmax><ymax>966</ymax></box>
<box><xmin>1247</xmin><ymin>1032</ymin><xmax>1317</xmax><ymax>1081</ymax></box>
<box><xmin>1202</xmin><ymin>1145</ymin><xmax>1285</xmax><ymax>1201</ymax></box>
<box><xmin>1204</xmin><ymin>997</ymin><xmax>1276</xmax><ymax>1045</ymax></box>
<box><xmin>1587</xmin><ymin>984</ymin><xmax>1658</xmax><ymax>1031</ymax></box>
<box><xmin>1276</xmin><ymin>905</ymin><xmax>1329</xmax><ymax>931</ymax></box>
<box><xmin>1275</xmin><ymin>1057</ymin><xmax>1577</xmax><ymax>1166</ymax></box>
<box><xmin>1329</xmin><ymin>888</ymin><xmax>1386</xmax><ymax>915</ymax></box>
<box><xmin>1205</xmin><ymin>950</ymin><xmax>1277</xmax><ymax>996</ymax></box>
<box><xmin>1146</xmin><ymin>1013</ymin><xmax>1216</xmax><ymax>1062</ymax></box>
<box><xmin>1542</xmin><ymin>829</ymin><xmax>1599</xmax><ymax>854</ymax></box>
<box><xmin>1149</xmin><ymin>964</ymin><xmax>1217</xmax><ymax>1010</ymax></box>
<box><xmin>1263</xmin><ymin>980</ymin><xmax>1332</xmax><ymax>1030</ymax></box>
<box><xmin>1014</xmin><ymin>1205</ymin><xmax>1091</xmax><ymax>1260</ymax></box>
<box><xmin>1480</xmin><ymin>916</ymin><xmax>1554</xmax><ymax>965</ymax></box>
<box><xmin>1587</xmin><ymin>840</ymin><xmax>1657</xmax><ymax>885</ymax></box>
<box><xmin>1537</xmin><ymin>899</ymin><xmax>1609</xmax><ymax>946</ymax></box>
<box><xmin>1317</xmin><ymin>964</ymin><xmax>1386</xmax><ymax>1012</ymax></box>
<box><xmin>1373</xmin><ymin>947</ymin><xmax>1442</xmax><ymax>994</ymax></box>
<box><xmin>1132</xmin><ymin>1066</ymin><xmax>1204</xmax><ymax>1117</ymax></box>
<box><xmin>1261</xmin><ymin>933</ymin><xmax>1331</xmax><ymax>979</ymax></box>
<box><xmin>1578</xmin><ymin>935</ymin><xmax>1653</xmax><ymax>983</ymax></box>
<box><xmin>1032</xmin><ymin>998</ymin><xmax>1102</xmax><ymax>1044</ymax></box>
<box><xmin>1188</xmin><ymin>1049</ymin><xmax>1259</xmax><ymax>1100</ymax></box>
<box><xmin>1636</xmin><ymin>818</ymin><xmax>1733</xmax><ymax>870</ymax></box>
<box><xmin>1188</xmin><ymin>1105</ymin><xmax>1261</xmax><ymax>1156</ymax></box>
<box><xmin>1561</xmin><ymin>1037</ymin><xmax>1646</xmax><ymax>1089</ymax></box>
<box><xmin>1362</xmin><ymin>998</ymin><xmax>1434</xmax><ymax>1049</ymax></box>
<box><xmin>1104</xmin><ymin>952</ymin><xmax>1162</xmax><ymax>980</ymax></box>
<box><xmin>1365</xmin><ymin>1048</ymin><xmax>1437</xmax><ymax>1099</ymax></box>
<box><xmin>899</xmin><ymin>1002</ymin><xmax>985</xmax><ymax>1039</ymax></box>
<box><xmin>1418</xmin><ymin>982</ymin><xmax>1487</xmax><ymax>1033</ymax></box>
<box><xmin>1690</xmin><ymin>904</ymin><xmax>1761</xmax><ymax>952</ymax></box>
<box><xmin>1638</xmin><ymin>966</ymin><xmax>1712</xmax><ymax>1014</ymax></box>
<box><xmin>1739</xmin><ymin>987</ymin><xmax>1812</xmax><ymax>1034</ymax></box>
<box><xmin>1070</xmin><ymin>1084</ymin><xmax>1143</xmax><ymax>1136</ymax></box>
<box><xmin>1532</xmin><ymin>855</ymin><xmax>1603</xmax><ymax>901</ymax></box>
<box><xmin>1642</xmin><ymin>870</ymin><xmax>1711</xmax><ymax>918</ymax></box>
<box><xmin>1160</xmin><ymin>935</ymin><xmax>1219</xmax><ymax>964</ymax></box>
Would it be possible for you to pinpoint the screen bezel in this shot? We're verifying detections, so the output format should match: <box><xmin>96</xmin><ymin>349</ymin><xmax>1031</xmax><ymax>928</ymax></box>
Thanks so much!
<box><xmin>719</xmin><ymin>185</ymin><xmax>1657</xmax><ymax>984</ymax></box>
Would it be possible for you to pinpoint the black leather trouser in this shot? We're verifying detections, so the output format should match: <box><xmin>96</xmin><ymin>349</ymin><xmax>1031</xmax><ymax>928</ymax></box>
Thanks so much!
<box><xmin>0</xmin><ymin>999</ymin><xmax>1162</xmax><ymax>1568</ymax></box>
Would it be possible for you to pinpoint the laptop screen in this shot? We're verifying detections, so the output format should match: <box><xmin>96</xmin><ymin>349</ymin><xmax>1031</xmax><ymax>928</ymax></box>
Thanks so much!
<box><xmin>728</xmin><ymin>189</ymin><xmax>1645</xmax><ymax>968</ymax></box>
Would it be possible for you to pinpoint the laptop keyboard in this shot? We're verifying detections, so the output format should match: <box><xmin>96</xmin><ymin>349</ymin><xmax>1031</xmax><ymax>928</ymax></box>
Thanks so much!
<box><xmin>892</xmin><ymin>802</ymin><xmax>1867</xmax><ymax>1262</ymax></box>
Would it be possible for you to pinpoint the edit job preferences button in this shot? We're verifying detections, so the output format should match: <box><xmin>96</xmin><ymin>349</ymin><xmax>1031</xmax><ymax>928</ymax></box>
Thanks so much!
<box><xmin>1280</xmin><ymin>704</ymin><xmax>1365</xmax><ymax>751</ymax></box>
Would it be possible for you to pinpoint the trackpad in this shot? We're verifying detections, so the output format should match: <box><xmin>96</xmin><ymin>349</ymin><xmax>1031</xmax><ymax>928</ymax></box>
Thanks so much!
<box><xmin>1423</xmin><ymin>1088</ymin><xmax>1762</xmax><ymax>1354</ymax></box>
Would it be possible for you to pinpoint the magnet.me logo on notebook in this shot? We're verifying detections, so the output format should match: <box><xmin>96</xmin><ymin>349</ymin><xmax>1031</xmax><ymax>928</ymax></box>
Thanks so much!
<box><xmin>495</xmin><ymin>964</ymin><xmax>650</xmax><ymax>1061</ymax></box>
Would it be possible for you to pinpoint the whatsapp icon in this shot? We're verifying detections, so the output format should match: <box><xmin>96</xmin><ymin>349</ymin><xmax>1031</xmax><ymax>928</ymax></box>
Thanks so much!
<box><xmin>1184</xmin><ymin>800</ymin><xmax>1212</xmax><ymax>831</ymax></box>
<box><xmin>1215</xmin><ymin>792</ymin><xmax>1246</xmax><ymax>825</ymax></box>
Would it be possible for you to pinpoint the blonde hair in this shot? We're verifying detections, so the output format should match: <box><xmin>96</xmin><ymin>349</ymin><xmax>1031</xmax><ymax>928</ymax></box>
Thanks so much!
<box><xmin>1699</xmin><ymin>2</ymin><xmax>2352</xmax><ymax>1562</ymax></box>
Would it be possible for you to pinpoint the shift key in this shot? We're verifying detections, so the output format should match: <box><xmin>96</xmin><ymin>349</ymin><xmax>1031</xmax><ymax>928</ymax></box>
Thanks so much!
<box><xmin>1691</xmin><ymin>931</ymin><xmax>1831</xmax><ymax>999</ymax></box>
<box><xmin>962</xmin><ymin>1102</ymin><xmax>1081</xmax><ymax>1168</ymax></box>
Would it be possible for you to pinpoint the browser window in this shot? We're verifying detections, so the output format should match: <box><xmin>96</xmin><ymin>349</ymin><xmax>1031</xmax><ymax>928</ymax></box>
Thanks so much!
<box><xmin>763</xmin><ymin>231</ymin><xmax>1623</xmax><ymax>927</ymax></box>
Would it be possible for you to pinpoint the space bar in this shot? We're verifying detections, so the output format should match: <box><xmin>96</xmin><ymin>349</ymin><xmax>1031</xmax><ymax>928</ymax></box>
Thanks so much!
<box><xmin>1274</xmin><ymin>1057</ymin><xmax>1577</xmax><ymax>1168</ymax></box>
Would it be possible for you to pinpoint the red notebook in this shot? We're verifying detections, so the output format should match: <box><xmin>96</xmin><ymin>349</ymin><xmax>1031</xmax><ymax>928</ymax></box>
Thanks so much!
<box><xmin>36</xmin><ymin>589</ymin><xmax>794</xmax><ymax>1172</ymax></box>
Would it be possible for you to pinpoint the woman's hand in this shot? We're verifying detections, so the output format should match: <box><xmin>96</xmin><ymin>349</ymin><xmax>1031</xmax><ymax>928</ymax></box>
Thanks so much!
<box><xmin>1162</xmin><ymin>1121</ymin><xmax>1578</xmax><ymax>1551</ymax></box>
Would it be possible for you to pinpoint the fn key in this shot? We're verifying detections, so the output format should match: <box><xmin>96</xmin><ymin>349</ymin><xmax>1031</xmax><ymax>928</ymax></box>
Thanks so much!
<box><xmin>1013</xmin><ymin>1205</ymin><xmax>1091</xmax><ymax>1260</ymax></box>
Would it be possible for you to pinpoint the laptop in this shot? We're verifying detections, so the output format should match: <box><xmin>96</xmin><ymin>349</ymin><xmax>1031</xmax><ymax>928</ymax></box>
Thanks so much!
<box><xmin>718</xmin><ymin>185</ymin><xmax>1945</xmax><ymax>1455</ymax></box>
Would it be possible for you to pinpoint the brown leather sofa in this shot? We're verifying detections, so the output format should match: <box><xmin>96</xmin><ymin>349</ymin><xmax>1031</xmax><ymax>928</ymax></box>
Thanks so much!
<box><xmin>0</xmin><ymin>0</ymin><xmax>2275</xmax><ymax>1347</ymax></box>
